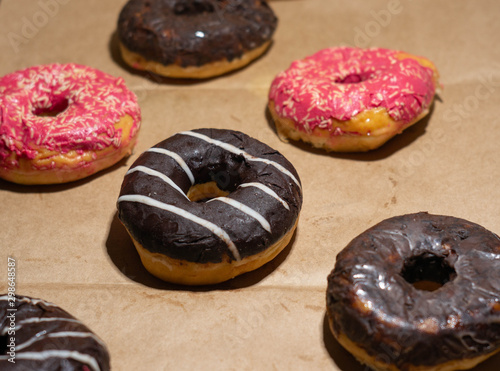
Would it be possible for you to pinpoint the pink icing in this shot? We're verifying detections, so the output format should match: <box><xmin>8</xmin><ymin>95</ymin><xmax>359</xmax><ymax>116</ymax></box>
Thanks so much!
<box><xmin>269</xmin><ymin>47</ymin><xmax>437</xmax><ymax>131</ymax></box>
<box><xmin>0</xmin><ymin>63</ymin><xmax>141</xmax><ymax>166</ymax></box>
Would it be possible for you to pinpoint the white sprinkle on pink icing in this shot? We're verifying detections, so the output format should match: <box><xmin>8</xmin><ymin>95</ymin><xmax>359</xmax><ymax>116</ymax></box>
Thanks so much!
<box><xmin>269</xmin><ymin>47</ymin><xmax>437</xmax><ymax>130</ymax></box>
<box><xmin>0</xmin><ymin>63</ymin><xmax>141</xmax><ymax>162</ymax></box>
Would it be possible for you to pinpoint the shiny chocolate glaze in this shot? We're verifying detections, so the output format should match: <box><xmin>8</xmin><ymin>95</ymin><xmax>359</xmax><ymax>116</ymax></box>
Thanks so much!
<box><xmin>0</xmin><ymin>295</ymin><xmax>110</xmax><ymax>371</ymax></box>
<box><xmin>117</xmin><ymin>0</ymin><xmax>277</xmax><ymax>67</ymax></box>
<box><xmin>118</xmin><ymin>129</ymin><xmax>302</xmax><ymax>263</ymax></box>
<box><xmin>326</xmin><ymin>212</ymin><xmax>500</xmax><ymax>369</ymax></box>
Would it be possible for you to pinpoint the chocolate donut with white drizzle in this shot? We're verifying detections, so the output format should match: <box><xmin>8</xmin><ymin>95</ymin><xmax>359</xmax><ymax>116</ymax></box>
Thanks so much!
<box><xmin>117</xmin><ymin>128</ymin><xmax>302</xmax><ymax>285</ymax></box>
<box><xmin>0</xmin><ymin>295</ymin><xmax>110</xmax><ymax>371</ymax></box>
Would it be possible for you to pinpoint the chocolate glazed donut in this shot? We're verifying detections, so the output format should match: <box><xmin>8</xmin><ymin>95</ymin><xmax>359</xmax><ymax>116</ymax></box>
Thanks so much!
<box><xmin>117</xmin><ymin>129</ymin><xmax>302</xmax><ymax>285</ymax></box>
<box><xmin>326</xmin><ymin>212</ymin><xmax>500</xmax><ymax>371</ymax></box>
<box><xmin>0</xmin><ymin>295</ymin><xmax>110</xmax><ymax>371</ymax></box>
<box><xmin>117</xmin><ymin>0</ymin><xmax>278</xmax><ymax>78</ymax></box>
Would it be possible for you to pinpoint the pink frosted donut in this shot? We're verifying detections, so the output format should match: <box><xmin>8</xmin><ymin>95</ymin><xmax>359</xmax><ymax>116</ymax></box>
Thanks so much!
<box><xmin>0</xmin><ymin>63</ymin><xmax>141</xmax><ymax>184</ymax></box>
<box><xmin>268</xmin><ymin>47</ymin><xmax>440</xmax><ymax>152</ymax></box>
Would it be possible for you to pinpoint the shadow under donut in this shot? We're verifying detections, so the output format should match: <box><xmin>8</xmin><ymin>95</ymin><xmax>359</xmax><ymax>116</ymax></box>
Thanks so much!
<box><xmin>322</xmin><ymin>312</ymin><xmax>367</xmax><ymax>371</ymax></box>
<box><xmin>265</xmin><ymin>103</ymin><xmax>435</xmax><ymax>162</ymax></box>
<box><xmin>475</xmin><ymin>352</ymin><xmax>500</xmax><ymax>371</ymax></box>
<box><xmin>105</xmin><ymin>211</ymin><xmax>297</xmax><ymax>292</ymax></box>
<box><xmin>0</xmin><ymin>155</ymin><xmax>131</xmax><ymax>194</ymax></box>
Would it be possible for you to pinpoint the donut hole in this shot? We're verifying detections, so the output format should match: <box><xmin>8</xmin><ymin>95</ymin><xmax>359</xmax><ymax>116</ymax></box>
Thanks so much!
<box><xmin>401</xmin><ymin>253</ymin><xmax>456</xmax><ymax>292</ymax></box>
<box><xmin>187</xmin><ymin>181</ymin><xmax>230</xmax><ymax>202</ymax></box>
<box><xmin>335</xmin><ymin>72</ymin><xmax>372</xmax><ymax>84</ymax></box>
<box><xmin>173</xmin><ymin>1</ymin><xmax>218</xmax><ymax>15</ymax></box>
<box><xmin>32</xmin><ymin>96</ymin><xmax>69</xmax><ymax>117</ymax></box>
<box><xmin>187</xmin><ymin>164</ymin><xmax>241</xmax><ymax>202</ymax></box>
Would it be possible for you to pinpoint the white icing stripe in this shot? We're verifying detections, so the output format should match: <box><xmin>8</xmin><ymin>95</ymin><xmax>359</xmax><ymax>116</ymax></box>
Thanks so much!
<box><xmin>26</xmin><ymin>298</ymin><xmax>57</xmax><ymax>307</ymax></box>
<box><xmin>179</xmin><ymin>131</ymin><xmax>301</xmax><ymax>188</ymax></box>
<box><xmin>0</xmin><ymin>305</ymin><xmax>75</xmax><ymax>336</ymax></box>
<box><xmin>14</xmin><ymin>336</ymin><xmax>45</xmax><ymax>352</ymax></box>
<box><xmin>118</xmin><ymin>194</ymin><xmax>241</xmax><ymax>260</ymax></box>
<box><xmin>18</xmin><ymin>317</ymin><xmax>81</xmax><ymax>325</ymax></box>
<box><xmin>239</xmin><ymin>182</ymin><xmax>290</xmax><ymax>210</ymax></box>
<box><xmin>5</xmin><ymin>318</ymin><xmax>82</xmax><ymax>335</ymax></box>
<box><xmin>147</xmin><ymin>147</ymin><xmax>195</xmax><ymax>185</ymax></box>
<box><xmin>127</xmin><ymin>166</ymin><xmax>189</xmax><ymax>200</ymax></box>
<box><xmin>16</xmin><ymin>331</ymin><xmax>106</xmax><ymax>352</ymax></box>
<box><xmin>0</xmin><ymin>295</ymin><xmax>57</xmax><ymax>307</ymax></box>
<box><xmin>207</xmin><ymin>197</ymin><xmax>271</xmax><ymax>233</ymax></box>
<box><xmin>0</xmin><ymin>350</ymin><xmax>101</xmax><ymax>371</ymax></box>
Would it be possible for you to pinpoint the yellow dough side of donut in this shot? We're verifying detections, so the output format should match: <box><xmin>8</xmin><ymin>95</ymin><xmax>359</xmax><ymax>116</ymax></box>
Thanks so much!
<box><xmin>126</xmin><ymin>218</ymin><xmax>298</xmax><ymax>285</ymax></box>
<box><xmin>327</xmin><ymin>317</ymin><xmax>500</xmax><ymax>371</ymax></box>
<box><xmin>0</xmin><ymin>114</ymin><xmax>138</xmax><ymax>185</ymax></box>
<box><xmin>187</xmin><ymin>181</ymin><xmax>230</xmax><ymax>202</ymax></box>
<box><xmin>268</xmin><ymin>100</ymin><xmax>430</xmax><ymax>152</ymax></box>
<box><xmin>119</xmin><ymin>41</ymin><xmax>272</xmax><ymax>79</ymax></box>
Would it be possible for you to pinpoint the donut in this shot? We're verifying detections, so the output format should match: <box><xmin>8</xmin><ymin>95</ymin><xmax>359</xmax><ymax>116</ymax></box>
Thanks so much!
<box><xmin>117</xmin><ymin>0</ymin><xmax>277</xmax><ymax>79</ymax></box>
<box><xmin>0</xmin><ymin>294</ymin><xmax>110</xmax><ymax>371</ymax></box>
<box><xmin>268</xmin><ymin>47</ymin><xmax>440</xmax><ymax>152</ymax></box>
<box><xmin>326</xmin><ymin>212</ymin><xmax>500</xmax><ymax>371</ymax></box>
<box><xmin>0</xmin><ymin>63</ymin><xmax>141</xmax><ymax>185</ymax></box>
<box><xmin>117</xmin><ymin>128</ymin><xmax>302</xmax><ymax>285</ymax></box>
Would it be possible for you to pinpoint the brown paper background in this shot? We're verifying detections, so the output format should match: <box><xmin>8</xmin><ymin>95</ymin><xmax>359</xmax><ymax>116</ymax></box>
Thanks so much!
<box><xmin>1</xmin><ymin>0</ymin><xmax>500</xmax><ymax>369</ymax></box>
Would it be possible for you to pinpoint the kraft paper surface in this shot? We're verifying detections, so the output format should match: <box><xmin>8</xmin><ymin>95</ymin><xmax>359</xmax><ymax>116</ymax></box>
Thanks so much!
<box><xmin>1</xmin><ymin>0</ymin><xmax>500</xmax><ymax>370</ymax></box>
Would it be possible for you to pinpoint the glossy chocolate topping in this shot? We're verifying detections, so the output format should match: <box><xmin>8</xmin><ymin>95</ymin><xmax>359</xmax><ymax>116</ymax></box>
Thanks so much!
<box><xmin>117</xmin><ymin>0</ymin><xmax>277</xmax><ymax>67</ymax></box>
<box><xmin>0</xmin><ymin>295</ymin><xmax>110</xmax><ymax>371</ymax></box>
<box><xmin>118</xmin><ymin>129</ymin><xmax>302</xmax><ymax>263</ymax></box>
<box><xmin>326</xmin><ymin>213</ymin><xmax>500</xmax><ymax>369</ymax></box>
